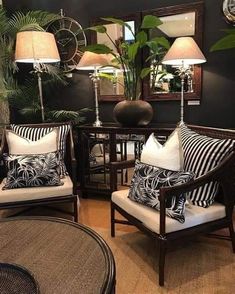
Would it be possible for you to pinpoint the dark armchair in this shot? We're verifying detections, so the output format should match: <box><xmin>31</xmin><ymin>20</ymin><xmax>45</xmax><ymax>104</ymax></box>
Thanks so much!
<box><xmin>110</xmin><ymin>124</ymin><xmax>235</xmax><ymax>286</ymax></box>
<box><xmin>0</xmin><ymin>122</ymin><xmax>79</xmax><ymax>222</ymax></box>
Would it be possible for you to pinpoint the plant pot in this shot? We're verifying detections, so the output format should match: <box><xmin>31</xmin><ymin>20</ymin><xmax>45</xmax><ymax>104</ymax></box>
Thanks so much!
<box><xmin>113</xmin><ymin>100</ymin><xmax>153</xmax><ymax>127</ymax></box>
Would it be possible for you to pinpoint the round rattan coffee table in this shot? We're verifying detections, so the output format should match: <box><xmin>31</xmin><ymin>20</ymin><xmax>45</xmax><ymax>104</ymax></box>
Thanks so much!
<box><xmin>0</xmin><ymin>217</ymin><xmax>115</xmax><ymax>294</ymax></box>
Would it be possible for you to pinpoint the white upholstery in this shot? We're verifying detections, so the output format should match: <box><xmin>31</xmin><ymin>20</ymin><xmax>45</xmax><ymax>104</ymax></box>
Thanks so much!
<box><xmin>141</xmin><ymin>128</ymin><xmax>183</xmax><ymax>171</ymax></box>
<box><xmin>6</xmin><ymin>128</ymin><xmax>58</xmax><ymax>154</ymax></box>
<box><xmin>112</xmin><ymin>189</ymin><xmax>226</xmax><ymax>234</ymax></box>
<box><xmin>0</xmin><ymin>176</ymin><xmax>73</xmax><ymax>203</ymax></box>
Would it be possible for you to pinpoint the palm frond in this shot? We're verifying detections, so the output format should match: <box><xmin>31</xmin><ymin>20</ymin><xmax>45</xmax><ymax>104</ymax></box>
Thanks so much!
<box><xmin>7</xmin><ymin>12</ymin><xmax>45</xmax><ymax>37</ymax></box>
<box><xmin>0</xmin><ymin>7</ymin><xmax>9</xmax><ymax>35</ymax></box>
<box><xmin>25</xmin><ymin>10</ymin><xmax>61</xmax><ymax>28</ymax></box>
<box><xmin>8</xmin><ymin>78</ymin><xmax>38</xmax><ymax>109</ymax></box>
<box><xmin>42</xmin><ymin>64</ymin><xmax>68</xmax><ymax>86</ymax></box>
<box><xmin>47</xmin><ymin>109</ymin><xmax>90</xmax><ymax>124</ymax></box>
<box><xmin>0</xmin><ymin>36</ymin><xmax>18</xmax><ymax>74</ymax></box>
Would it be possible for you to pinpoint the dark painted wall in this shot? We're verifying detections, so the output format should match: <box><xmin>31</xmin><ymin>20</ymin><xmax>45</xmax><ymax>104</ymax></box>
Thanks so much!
<box><xmin>3</xmin><ymin>0</ymin><xmax>235</xmax><ymax>128</ymax></box>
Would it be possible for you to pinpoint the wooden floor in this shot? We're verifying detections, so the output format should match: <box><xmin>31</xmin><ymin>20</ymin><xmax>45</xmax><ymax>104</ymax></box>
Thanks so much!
<box><xmin>79</xmin><ymin>195</ymin><xmax>136</xmax><ymax>232</ymax></box>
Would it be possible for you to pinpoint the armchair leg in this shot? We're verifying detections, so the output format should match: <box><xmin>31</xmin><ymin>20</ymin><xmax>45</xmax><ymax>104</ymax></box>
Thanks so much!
<box><xmin>229</xmin><ymin>222</ymin><xmax>235</xmax><ymax>253</ymax></box>
<box><xmin>111</xmin><ymin>202</ymin><xmax>115</xmax><ymax>238</ymax></box>
<box><xmin>74</xmin><ymin>196</ymin><xmax>78</xmax><ymax>223</ymax></box>
<box><xmin>159</xmin><ymin>238</ymin><xmax>167</xmax><ymax>287</ymax></box>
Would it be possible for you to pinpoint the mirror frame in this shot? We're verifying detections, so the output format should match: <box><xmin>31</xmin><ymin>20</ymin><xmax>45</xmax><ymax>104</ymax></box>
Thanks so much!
<box><xmin>142</xmin><ymin>1</ymin><xmax>204</xmax><ymax>101</ymax></box>
<box><xmin>90</xmin><ymin>13</ymin><xmax>141</xmax><ymax>102</ymax></box>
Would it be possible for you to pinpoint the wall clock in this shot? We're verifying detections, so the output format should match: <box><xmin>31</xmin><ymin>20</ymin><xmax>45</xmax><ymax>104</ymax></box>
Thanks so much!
<box><xmin>223</xmin><ymin>0</ymin><xmax>235</xmax><ymax>24</ymax></box>
<box><xmin>47</xmin><ymin>15</ymin><xmax>87</xmax><ymax>72</ymax></box>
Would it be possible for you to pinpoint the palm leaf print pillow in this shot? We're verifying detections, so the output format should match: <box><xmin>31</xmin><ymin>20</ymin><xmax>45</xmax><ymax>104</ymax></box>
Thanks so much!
<box><xmin>128</xmin><ymin>160</ymin><xmax>194</xmax><ymax>223</ymax></box>
<box><xmin>2</xmin><ymin>152</ymin><xmax>63</xmax><ymax>189</ymax></box>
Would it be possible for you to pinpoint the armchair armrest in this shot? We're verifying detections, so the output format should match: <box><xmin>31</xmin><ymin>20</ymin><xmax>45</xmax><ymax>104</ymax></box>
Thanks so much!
<box><xmin>110</xmin><ymin>159</ymin><xmax>135</xmax><ymax>192</ymax></box>
<box><xmin>158</xmin><ymin>151</ymin><xmax>235</xmax><ymax>235</ymax></box>
<box><xmin>69</xmin><ymin>128</ymin><xmax>78</xmax><ymax>195</ymax></box>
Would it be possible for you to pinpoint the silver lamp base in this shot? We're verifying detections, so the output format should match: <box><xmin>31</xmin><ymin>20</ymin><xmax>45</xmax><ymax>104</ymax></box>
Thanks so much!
<box><xmin>93</xmin><ymin>119</ymin><xmax>102</xmax><ymax>127</ymax></box>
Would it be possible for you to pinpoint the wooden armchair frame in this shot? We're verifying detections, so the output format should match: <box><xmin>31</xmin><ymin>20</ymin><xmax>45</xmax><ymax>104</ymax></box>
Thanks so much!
<box><xmin>0</xmin><ymin>122</ymin><xmax>79</xmax><ymax>222</ymax></box>
<box><xmin>110</xmin><ymin>124</ymin><xmax>235</xmax><ymax>286</ymax></box>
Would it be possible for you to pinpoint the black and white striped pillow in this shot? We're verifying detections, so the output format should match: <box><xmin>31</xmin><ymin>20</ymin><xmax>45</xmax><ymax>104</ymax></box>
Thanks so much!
<box><xmin>11</xmin><ymin>124</ymin><xmax>70</xmax><ymax>175</ymax></box>
<box><xmin>180</xmin><ymin>124</ymin><xmax>234</xmax><ymax>207</ymax></box>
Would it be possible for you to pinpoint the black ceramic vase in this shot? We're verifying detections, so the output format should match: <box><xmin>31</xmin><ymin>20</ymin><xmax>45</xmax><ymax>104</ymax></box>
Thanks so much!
<box><xmin>113</xmin><ymin>100</ymin><xmax>153</xmax><ymax>127</ymax></box>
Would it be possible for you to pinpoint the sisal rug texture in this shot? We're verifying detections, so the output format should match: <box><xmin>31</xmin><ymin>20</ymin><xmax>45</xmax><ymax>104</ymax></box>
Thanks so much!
<box><xmin>93</xmin><ymin>226</ymin><xmax>235</xmax><ymax>294</ymax></box>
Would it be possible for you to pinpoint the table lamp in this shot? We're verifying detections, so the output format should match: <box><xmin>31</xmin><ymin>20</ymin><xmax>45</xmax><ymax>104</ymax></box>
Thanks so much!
<box><xmin>162</xmin><ymin>37</ymin><xmax>206</xmax><ymax>123</ymax></box>
<box><xmin>76</xmin><ymin>52</ymin><xmax>115</xmax><ymax>127</ymax></box>
<box><xmin>15</xmin><ymin>31</ymin><xmax>60</xmax><ymax>122</ymax></box>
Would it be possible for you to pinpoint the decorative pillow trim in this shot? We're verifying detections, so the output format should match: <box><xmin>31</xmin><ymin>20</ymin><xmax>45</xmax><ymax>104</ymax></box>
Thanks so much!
<box><xmin>2</xmin><ymin>152</ymin><xmax>63</xmax><ymax>190</ymax></box>
<box><xmin>180</xmin><ymin>124</ymin><xmax>234</xmax><ymax>207</ymax></box>
<box><xmin>128</xmin><ymin>160</ymin><xmax>194</xmax><ymax>223</ymax></box>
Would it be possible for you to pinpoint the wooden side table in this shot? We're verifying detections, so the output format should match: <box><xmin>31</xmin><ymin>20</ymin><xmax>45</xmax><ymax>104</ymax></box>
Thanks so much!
<box><xmin>77</xmin><ymin>123</ymin><xmax>174</xmax><ymax>197</ymax></box>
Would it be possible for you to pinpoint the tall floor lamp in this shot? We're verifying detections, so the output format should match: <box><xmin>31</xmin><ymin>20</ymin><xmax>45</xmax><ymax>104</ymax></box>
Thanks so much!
<box><xmin>15</xmin><ymin>31</ymin><xmax>60</xmax><ymax>122</ymax></box>
<box><xmin>76</xmin><ymin>51</ymin><xmax>114</xmax><ymax>127</ymax></box>
<box><xmin>162</xmin><ymin>37</ymin><xmax>206</xmax><ymax>124</ymax></box>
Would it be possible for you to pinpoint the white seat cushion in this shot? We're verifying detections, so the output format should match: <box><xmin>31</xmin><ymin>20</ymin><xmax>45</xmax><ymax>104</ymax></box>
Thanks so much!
<box><xmin>112</xmin><ymin>190</ymin><xmax>226</xmax><ymax>234</ymax></box>
<box><xmin>0</xmin><ymin>176</ymin><xmax>73</xmax><ymax>203</ymax></box>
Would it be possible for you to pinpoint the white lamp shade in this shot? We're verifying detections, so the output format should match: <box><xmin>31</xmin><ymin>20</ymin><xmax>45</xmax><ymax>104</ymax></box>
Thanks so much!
<box><xmin>162</xmin><ymin>37</ymin><xmax>206</xmax><ymax>66</ymax></box>
<box><xmin>76</xmin><ymin>51</ymin><xmax>116</xmax><ymax>70</ymax></box>
<box><xmin>15</xmin><ymin>31</ymin><xmax>60</xmax><ymax>63</ymax></box>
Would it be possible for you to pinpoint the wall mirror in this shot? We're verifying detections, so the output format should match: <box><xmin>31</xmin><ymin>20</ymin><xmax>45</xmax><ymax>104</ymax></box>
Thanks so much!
<box><xmin>90</xmin><ymin>14</ymin><xmax>141</xmax><ymax>101</ymax></box>
<box><xmin>143</xmin><ymin>2</ymin><xmax>204</xmax><ymax>101</ymax></box>
<box><xmin>89</xmin><ymin>2</ymin><xmax>203</xmax><ymax>102</ymax></box>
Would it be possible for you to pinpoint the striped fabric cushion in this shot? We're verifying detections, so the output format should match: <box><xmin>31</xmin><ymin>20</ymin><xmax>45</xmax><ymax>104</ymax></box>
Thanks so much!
<box><xmin>10</xmin><ymin>124</ymin><xmax>70</xmax><ymax>175</ymax></box>
<box><xmin>180</xmin><ymin>124</ymin><xmax>234</xmax><ymax>207</ymax></box>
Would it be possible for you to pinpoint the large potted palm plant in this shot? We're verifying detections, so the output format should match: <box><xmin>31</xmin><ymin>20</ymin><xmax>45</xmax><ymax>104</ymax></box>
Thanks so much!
<box><xmin>84</xmin><ymin>15</ymin><xmax>169</xmax><ymax>126</ymax></box>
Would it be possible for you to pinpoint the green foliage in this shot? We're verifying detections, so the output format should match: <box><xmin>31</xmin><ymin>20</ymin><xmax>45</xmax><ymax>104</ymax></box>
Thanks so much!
<box><xmin>101</xmin><ymin>17</ymin><xmax>134</xmax><ymax>36</ymax></box>
<box><xmin>47</xmin><ymin>108</ymin><xmax>91</xmax><ymax>124</ymax></box>
<box><xmin>88</xmin><ymin>25</ymin><xmax>107</xmax><ymax>34</ymax></box>
<box><xmin>210</xmin><ymin>29</ymin><xmax>235</xmax><ymax>51</ymax></box>
<box><xmin>85</xmin><ymin>15</ymin><xmax>169</xmax><ymax>100</ymax></box>
<box><xmin>0</xmin><ymin>7</ymin><xmax>87</xmax><ymax>125</ymax></box>
<box><xmin>136</xmin><ymin>31</ymin><xmax>147</xmax><ymax>47</ymax></box>
<box><xmin>84</xmin><ymin>44</ymin><xmax>113</xmax><ymax>54</ymax></box>
<box><xmin>140</xmin><ymin>68</ymin><xmax>152</xmax><ymax>79</ymax></box>
<box><xmin>141</xmin><ymin>15</ymin><xmax>163</xmax><ymax>29</ymax></box>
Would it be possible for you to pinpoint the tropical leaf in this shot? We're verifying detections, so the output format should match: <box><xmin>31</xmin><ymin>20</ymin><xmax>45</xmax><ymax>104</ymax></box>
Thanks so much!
<box><xmin>141</xmin><ymin>15</ymin><xmax>162</xmax><ymax>29</ymax></box>
<box><xmin>83</xmin><ymin>44</ymin><xmax>113</xmax><ymax>54</ymax></box>
<box><xmin>140</xmin><ymin>67</ymin><xmax>151</xmax><ymax>79</ymax></box>
<box><xmin>47</xmin><ymin>109</ymin><xmax>91</xmax><ymax>124</ymax></box>
<box><xmin>128</xmin><ymin>42</ymin><xmax>140</xmax><ymax>61</ymax></box>
<box><xmin>101</xmin><ymin>17</ymin><xmax>134</xmax><ymax>36</ymax></box>
<box><xmin>210</xmin><ymin>33</ymin><xmax>235</xmax><ymax>51</ymax></box>
<box><xmin>0</xmin><ymin>7</ymin><xmax>9</xmax><ymax>35</ymax></box>
<box><xmin>136</xmin><ymin>31</ymin><xmax>147</xmax><ymax>47</ymax></box>
<box><xmin>151</xmin><ymin>36</ymin><xmax>170</xmax><ymax>49</ymax></box>
<box><xmin>25</xmin><ymin>10</ymin><xmax>61</xmax><ymax>28</ymax></box>
<box><xmin>88</xmin><ymin>25</ymin><xmax>107</xmax><ymax>34</ymax></box>
<box><xmin>7</xmin><ymin>11</ymin><xmax>45</xmax><ymax>37</ymax></box>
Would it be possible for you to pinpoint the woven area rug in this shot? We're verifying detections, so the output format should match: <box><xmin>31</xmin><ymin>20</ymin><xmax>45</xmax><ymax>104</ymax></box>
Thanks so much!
<box><xmin>92</xmin><ymin>226</ymin><xmax>235</xmax><ymax>294</ymax></box>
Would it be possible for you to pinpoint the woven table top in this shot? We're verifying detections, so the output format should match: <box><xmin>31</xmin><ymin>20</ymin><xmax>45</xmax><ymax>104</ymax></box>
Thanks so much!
<box><xmin>0</xmin><ymin>217</ymin><xmax>115</xmax><ymax>294</ymax></box>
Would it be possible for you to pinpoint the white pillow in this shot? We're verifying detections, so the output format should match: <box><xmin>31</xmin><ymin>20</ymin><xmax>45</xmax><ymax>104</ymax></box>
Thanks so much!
<box><xmin>6</xmin><ymin>128</ymin><xmax>58</xmax><ymax>155</ymax></box>
<box><xmin>140</xmin><ymin>128</ymin><xmax>183</xmax><ymax>171</ymax></box>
